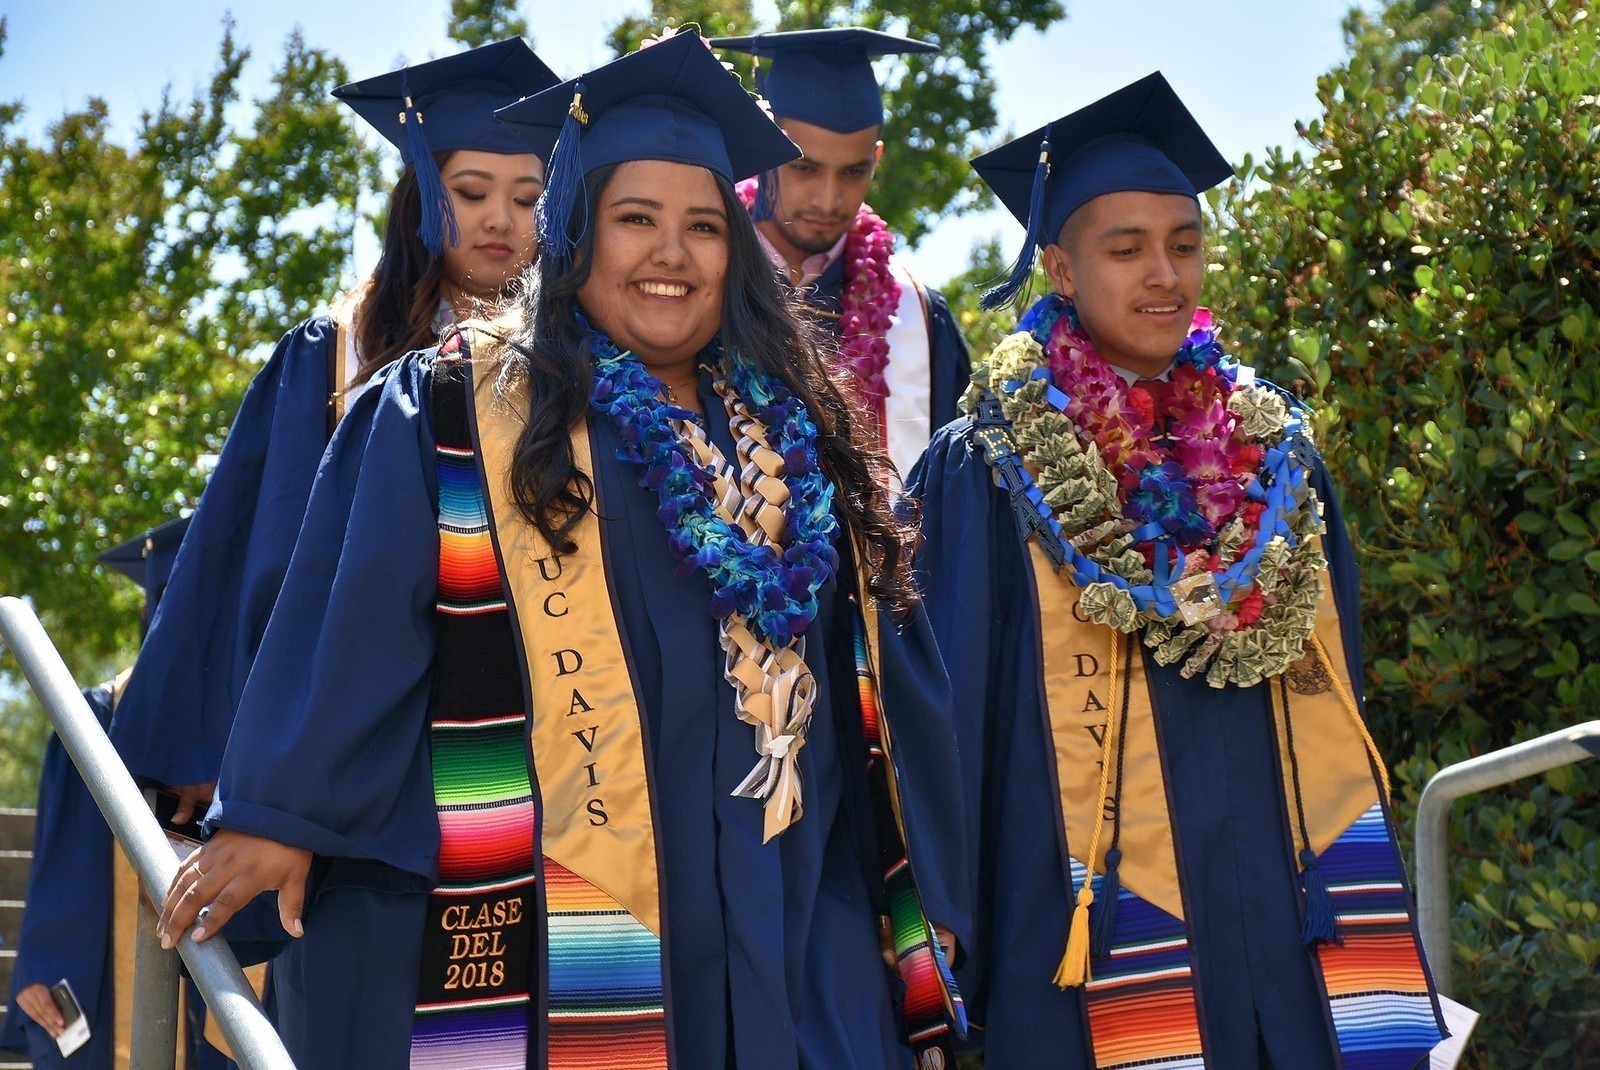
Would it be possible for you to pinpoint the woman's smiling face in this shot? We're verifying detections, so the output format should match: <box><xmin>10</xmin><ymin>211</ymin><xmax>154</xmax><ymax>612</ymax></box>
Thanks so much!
<box><xmin>576</xmin><ymin>159</ymin><xmax>730</xmax><ymax>369</ymax></box>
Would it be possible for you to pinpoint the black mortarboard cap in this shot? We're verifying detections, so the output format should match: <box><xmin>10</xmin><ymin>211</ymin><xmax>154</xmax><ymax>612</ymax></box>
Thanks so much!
<box><xmin>496</xmin><ymin>29</ymin><xmax>801</xmax><ymax>265</ymax></box>
<box><xmin>971</xmin><ymin>72</ymin><xmax>1233</xmax><ymax>309</ymax></box>
<box><xmin>710</xmin><ymin>28</ymin><xmax>937</xmax><ymax>134</ymax></box>
<box><xmin>98</xmin><ymin>516</ymin><xmax>191</xmax><ymax>614</ymax></box>
<box><xmin>333</xmin><ymin>39</ymin><xmax>562</xmax><ymax>258</ymax></box>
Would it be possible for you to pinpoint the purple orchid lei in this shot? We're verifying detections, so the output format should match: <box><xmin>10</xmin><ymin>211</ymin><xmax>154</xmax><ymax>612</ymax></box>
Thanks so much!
<box><xmin>584</xmin><ymin>318</ymin><xmax>840</xmax><ymax>648</ymax></box>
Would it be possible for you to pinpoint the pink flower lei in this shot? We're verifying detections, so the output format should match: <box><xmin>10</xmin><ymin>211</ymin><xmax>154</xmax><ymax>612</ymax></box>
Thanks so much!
<box><xmin>1038</xmin><ymin>301</ymin><xmax>1260</xmax><ymax>547</ymax></box>
<box><xmin>736</xmin><ymin>178</ymin><xmax>901</xmax><ymax>430</ymax></box>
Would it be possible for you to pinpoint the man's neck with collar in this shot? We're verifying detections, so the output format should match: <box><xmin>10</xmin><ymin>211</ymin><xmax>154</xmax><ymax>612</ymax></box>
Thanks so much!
<box><xmin>1111</xmin><ymin>361</ymin><xmax>1174</xmax><ymax>385</ymax></box>
<box><xmin>755</xmin><ymin>222</ymin><xmax>849</xmax><ymax>289</ymax></box>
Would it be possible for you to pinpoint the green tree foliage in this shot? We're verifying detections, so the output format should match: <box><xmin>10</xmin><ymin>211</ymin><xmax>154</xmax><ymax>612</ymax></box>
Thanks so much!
<box><xmin>447</xmin><ymin>0</ymin><xmax>532</xmax><ymax>49</ymax></box>
<box><xmin>0</xmin><ymin>20</ymin><xmax>376</xmax><ymax>681</ymax></box>
<box><xmin>1204</xmin><ymin>3</ymin><xmax>1600</xmax><ymax>1063</ymax></box>
<box><xmin>1341</xmin><ymin>0</ymin><xmax>1511</xmax><ymax>93</ymax></box>
<box><xmin>604</xmin><ymin>0</ymin><xmax>1064</xmax><ymax>245</ymax></box>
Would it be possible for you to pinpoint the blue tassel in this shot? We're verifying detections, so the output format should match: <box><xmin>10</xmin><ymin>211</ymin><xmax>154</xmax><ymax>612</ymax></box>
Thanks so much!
<box><xmin>1089</xmin><ymin>847</ymin><xmax>1122</xmax><ymax>959</ymax></box>
<box><xmin>981</xmin><ymin>125</ymin><xmax>1052</xmax><ymax>311</ymax></box>
<box><xmin>401</xmin><ymin>81</ymin><xmax>457</xmax><ymax>259</ymax></box>
<box><xmin>752</xmin><ymin>169</ymin><xmax>781</xmax><ymax>223</ymax></box>
<box><xmin>1298</xmin><ymin>847</ymin><xmax>1340</xmax><ymax>946</ymax></box>
<box><xmin>535</xmin><ymin>80</ymin><xmax>590</xmax><ymax>266</ymax></box>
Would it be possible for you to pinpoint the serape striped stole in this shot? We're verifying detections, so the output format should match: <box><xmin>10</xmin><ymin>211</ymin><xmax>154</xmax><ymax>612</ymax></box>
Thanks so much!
<box><xmin>1028</xmin><ymin>538</ymin><xmax>1447</xmax><ymax>1070</ymax></box>
<box><xmin>413</xmin><ymin>344</ymin><xmax>667</xmax><ymax>1069</ymax></box>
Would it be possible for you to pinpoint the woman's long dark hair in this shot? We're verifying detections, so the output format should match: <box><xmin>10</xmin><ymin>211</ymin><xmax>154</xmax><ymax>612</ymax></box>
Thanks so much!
<box><xmin>350</xmin><ymin>154</ymin><xmax>451</xmax><ymax>386</ymax></box>
<box><xmin>500</xmin><ymin>163</ymin><xmax>917</xmax><ymax>612</ymax></box>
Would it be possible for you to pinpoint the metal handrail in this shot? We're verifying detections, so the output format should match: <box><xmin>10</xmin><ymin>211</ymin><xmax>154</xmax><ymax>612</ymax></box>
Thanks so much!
<box><xmin>1414</xmin><ymin>720</ymin><xmax>1600</xmax><ymax>997</ymax></box>
<box><xmin>0</xmin><ymin>597</ymin><xmax>296</xmax><ymax>1070</ymax></box>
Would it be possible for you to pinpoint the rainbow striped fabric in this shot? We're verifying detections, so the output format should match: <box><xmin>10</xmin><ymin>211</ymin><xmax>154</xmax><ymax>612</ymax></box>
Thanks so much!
<box><xmin>414</xmin><ymin>355</ymin><xmax>670</xmax><ymax>1069</ymax></box>
<box><xmin>1071</xmin><ymin>857</ymin><xmax>1205</xmax><ymax>1070</ymax></box>
<box><xmin>1069</xmin><ymin>800</ymin><xmax>1442</xmax><ymax>1069</ymax></box>
<box><xmin>543</xmin><ymin>859</ymin><xmax>667</xmax><ymax>1069</ymax></box>
<box><xmin>1315</xmin><ymin>802</ymin><xmax>1444</xmax><ymax>1068</ymax></box>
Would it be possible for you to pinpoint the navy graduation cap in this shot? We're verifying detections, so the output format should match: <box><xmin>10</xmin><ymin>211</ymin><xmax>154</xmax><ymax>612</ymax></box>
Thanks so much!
<box><xmin>496</xmin><ymin>28</ymin><xmax>801</xmax><ymax>264</ymax></box>
<box><xmin>709</xmin><ymin>28</ymin><xmax>937</xmax><ymax>134</ymax></box>
<box><xmin>333</xmin><ymin>38</ymin><xmax>561</xmax><ymax>258</ymax></box>
<box><xmin>99</xmin><ymin>515</ymin><xmax>191</xmax><ymax>620</ymax></box>
<box><xmin>971</xmin><ymin>71</ymin><xmax>1234</xmax><ymax>309</ymax></box>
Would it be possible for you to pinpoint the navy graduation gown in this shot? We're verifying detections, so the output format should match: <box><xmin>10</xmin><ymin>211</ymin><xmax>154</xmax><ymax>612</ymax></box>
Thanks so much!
<box><xmin>209</xmin><ymin>353</ymin><xmax>968</xmax><ymax>1070</ymax></box>
<box><xmin>112</xmin><ymin>317</ymin><xmax>338</xmax><ymax>789</ymax></box>
<box><xmin>805</xmin><ymin>255</ymin><xmax>972</xmax><ymax>431</ymax></box>
<box><xmin>909</xmin><ymin>417</ymin><xmax>1368</xmax><ymax>1070</ymax></box>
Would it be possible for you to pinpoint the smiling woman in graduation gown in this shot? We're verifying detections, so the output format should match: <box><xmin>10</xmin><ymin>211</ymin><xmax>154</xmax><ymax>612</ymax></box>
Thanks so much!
<box><xmin>160</xmin><ymin>31</ymin><xmax>967</xmax><ymax>1070</ymax></box>
<box><xmin>109</xmin><ymin>38</ymin><xmax>561</xmax><ymax>794</ymax></box>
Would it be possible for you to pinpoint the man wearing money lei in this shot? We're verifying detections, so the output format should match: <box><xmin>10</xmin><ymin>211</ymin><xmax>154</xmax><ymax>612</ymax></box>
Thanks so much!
<box><xmin>908</xmin><ymin>73</ymin><xmax>1448</xmax><ymax>1069</ymax></box>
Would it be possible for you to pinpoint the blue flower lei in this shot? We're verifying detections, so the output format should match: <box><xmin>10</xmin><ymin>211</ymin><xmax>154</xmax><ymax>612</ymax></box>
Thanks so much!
<box><xmin>988</xmin><ymin>294</ymin><xmax>1317</xmax><ymax>621</ymax></box>
<box><xmin>584</xmin><ymin>317</ymin><xmax>840</xmax><ymax>648</ymax></box>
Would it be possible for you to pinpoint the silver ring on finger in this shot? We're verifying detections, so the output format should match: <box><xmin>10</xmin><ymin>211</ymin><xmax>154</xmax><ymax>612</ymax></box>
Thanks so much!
<box><xmin>196</xmin><ymin>906</ymin><xmax>212</xmax><ymax>927</ymax></box>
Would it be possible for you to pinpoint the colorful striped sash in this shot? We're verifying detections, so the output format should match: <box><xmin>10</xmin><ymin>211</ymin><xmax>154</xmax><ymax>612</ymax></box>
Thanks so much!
<box><xmin>414</xmin><ymin>345</ymin><xmax>542</xmax><ymax>1069</ymax></box>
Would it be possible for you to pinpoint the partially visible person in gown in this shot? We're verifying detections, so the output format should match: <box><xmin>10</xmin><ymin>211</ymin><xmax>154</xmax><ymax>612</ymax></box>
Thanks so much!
<box><xmin>156</xmin><ymin>29</ymin><xmax>968</xmax><ymax>1070</ymax></box>
<box><xmin>709</xmin><ymin>28</ymin><xmax>972</xmax><ymax>478</ymax></box>
<box><xmin>0</xmin><ymin>521</ymin><xmax>250</xmax><ymax>1070</ymax></box>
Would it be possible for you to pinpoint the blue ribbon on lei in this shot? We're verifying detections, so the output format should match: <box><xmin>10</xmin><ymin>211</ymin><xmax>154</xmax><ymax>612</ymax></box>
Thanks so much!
<box><xmin>583</xmin><ymin>314</ymin><xmax>840</xmax><ymax>648</ymax></box>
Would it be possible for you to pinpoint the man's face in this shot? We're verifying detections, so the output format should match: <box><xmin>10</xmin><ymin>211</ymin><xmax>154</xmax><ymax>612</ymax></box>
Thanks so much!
<box><xmin>1041</xmin><ymin>190</ymin><xmax>1206</xmax><ymax>378</ymax></box>
<box><xmin>762</xmin><ymin>118</ymin><xmax>883</xmax><ymax>257</ymax></box>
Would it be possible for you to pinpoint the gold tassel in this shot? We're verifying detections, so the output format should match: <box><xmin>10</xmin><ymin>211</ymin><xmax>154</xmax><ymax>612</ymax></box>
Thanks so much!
<box><xmin>1053</xmin><ymin>630</ymin><xmax>1122</xmax><ymax>989</ymax></box>
<box><xmin>1053</xmin><ymin>883</ymin><xmax>1096</xmax><ymax>988</ymax></box>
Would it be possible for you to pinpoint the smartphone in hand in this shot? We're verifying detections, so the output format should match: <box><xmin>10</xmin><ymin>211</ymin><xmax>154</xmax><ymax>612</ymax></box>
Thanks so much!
<box><xmin>49</xmin><ymin>980</ymin><xmax>90</xmax><ymax>1056</ymax></box>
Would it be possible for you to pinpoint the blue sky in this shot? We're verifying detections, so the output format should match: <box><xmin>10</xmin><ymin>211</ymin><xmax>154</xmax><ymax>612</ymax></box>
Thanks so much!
<box><xmin>3</xmin><ymin>0</ymin><xmax>1360</xmax><ymax>287</ymax></box>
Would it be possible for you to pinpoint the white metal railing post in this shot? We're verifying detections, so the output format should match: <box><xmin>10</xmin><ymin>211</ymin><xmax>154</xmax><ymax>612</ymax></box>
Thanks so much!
<box><xmin>0</xmin><ymin>597</ymin><xmax>296</xmax><ymax>1070</ymax></box>
<box><xmin>1414</xmin><ymin>720</ymin><xmax>1600</xmax><ymax>997</ymax></box>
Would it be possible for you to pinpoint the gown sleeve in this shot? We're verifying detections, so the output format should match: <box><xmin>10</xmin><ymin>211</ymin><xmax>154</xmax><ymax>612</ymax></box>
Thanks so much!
<box><xmin>873</xmin><ymin>593</ymin><xmax>973</xmax><ymax>953</ymax></box>
<box><xmin>906</xmin><ymin>418</ymin><xmax>1031</xmax><ymax>1025</ymax></box>
<box><xmin>924</xmin><ymin>288</ymin><xmax>974</xmax><ymax>432</ymax></box>
<box><xmin>205</xmin><ymin>355</ymin><xmax>443</xmax><ymax>883</ymax></box>
<box><xmin>112</xmin><ymin>318</ymin><xmax>337</xmax><ymax>789</ymax></box>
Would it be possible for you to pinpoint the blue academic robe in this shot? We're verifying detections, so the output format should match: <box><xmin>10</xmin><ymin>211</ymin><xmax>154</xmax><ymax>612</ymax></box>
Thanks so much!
<box><xmin>806</xmin><ymin>256</ymin><xmax>972</xmax><ymax>432</ymax></box>
<box><xmin>909</xmin><ymin>417</ymin><xmax>1380</xmax><ymax>1070</ymax></box>
<box><xmin>208</xmin><ymin>353</ymin><xmax>969</xmax><ymax>1070</ymax></box>
<box><xmin>112</xmin><ymin>317</ymin><xmax>339</xmax><ymax>789</ymax></box>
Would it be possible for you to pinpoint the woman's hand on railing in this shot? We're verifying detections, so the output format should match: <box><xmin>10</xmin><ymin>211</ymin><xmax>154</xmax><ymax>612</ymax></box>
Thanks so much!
<box><xmin>156</xmin><ymin>829</ymin><xmax>312</xmax><ymax>948</ymax></box>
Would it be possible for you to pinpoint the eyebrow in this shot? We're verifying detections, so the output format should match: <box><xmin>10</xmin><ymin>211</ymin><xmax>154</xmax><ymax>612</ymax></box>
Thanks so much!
<box><xmin>1095</xmin><ymin>220</ymin><xmax>1202</xmax><ymax>242</ymax></box>
<box><xmin>448</xmin><ymin>168</ymin><xmax>542</xmax><ymax>184</ymax></box>
<box><xmin>607</xmin><ymin>195</ymin><xmax>728</xmax><ymax>219</ymax></box>
<box><xmin>794</xmin><ymin>155</ymin><xmax>875</xmax><ymax>171</ymax></box>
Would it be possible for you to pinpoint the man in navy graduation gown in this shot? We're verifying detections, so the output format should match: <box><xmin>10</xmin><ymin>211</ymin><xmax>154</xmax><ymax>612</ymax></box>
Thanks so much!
<box><xmin>711</xmin><ymin>28</ymin><xmax>971</xmax><ymax>478</ymax></box>
<box><xmin>909</xmin><ymin>74</ymin><xmax>1446</xmax><ymax>1069</ymax></box>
